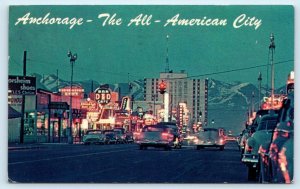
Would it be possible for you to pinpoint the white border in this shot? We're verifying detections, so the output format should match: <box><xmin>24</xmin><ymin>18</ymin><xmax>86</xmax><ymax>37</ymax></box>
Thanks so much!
<box><xmin>1</xmin><ymin>1</ymin><xmax>298</xmax><ymax>189</ymax></box>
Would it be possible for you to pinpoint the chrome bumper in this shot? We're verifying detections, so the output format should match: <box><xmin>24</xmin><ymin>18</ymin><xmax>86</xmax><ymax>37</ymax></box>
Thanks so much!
<box><xmin>242</xmin><ymin>154</ymin><xmax>259</xmax><ymax>165</ymax></box>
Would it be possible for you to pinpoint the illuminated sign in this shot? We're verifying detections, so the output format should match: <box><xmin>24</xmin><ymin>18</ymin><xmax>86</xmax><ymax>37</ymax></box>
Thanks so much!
<box><xmin>94</xmin><ymin>87</ymin><xmax>111</xmax><ymax>105</ymax></box>
<box><xmin>121</xmin><ymin>96</ymin><xmax>131</xmax><ymax>110</ymax></box>
<box><xmin>8</xmin><ymin>75</ymin><xmax>36</xmax><ymax>95</ymax></box>
<box><xmin>59</xmin><ymin>86</ymin><xmax>84</xmax><ymax>97</ymax></box>
<box><xmin>261</xmin><ymin>95</ymin><xmax>285</xmax><ymax>110</ymax></box>
<box><xmin>80</xmin><ymin>100</ymin><xmax>98</xmax><ymax>111</ymax></box>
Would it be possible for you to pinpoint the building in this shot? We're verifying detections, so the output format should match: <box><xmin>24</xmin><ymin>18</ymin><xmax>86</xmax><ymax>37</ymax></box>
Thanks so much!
<box><xmin>144</xmin><ymin>71</ymin><xmax>208</xmax><ymax>126</ymax></box>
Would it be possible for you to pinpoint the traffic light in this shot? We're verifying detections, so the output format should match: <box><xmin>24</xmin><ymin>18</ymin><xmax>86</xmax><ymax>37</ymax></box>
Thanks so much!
<box><xmin>159</xmin><ymin>80</ymin><xmax>167</xmax><ymax>94</ymax></box>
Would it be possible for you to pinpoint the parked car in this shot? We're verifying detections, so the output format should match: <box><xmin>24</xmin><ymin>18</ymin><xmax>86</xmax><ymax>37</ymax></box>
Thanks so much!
<box><xmin>82</xmin><ymin>130</ymin><xmax>105</xmax><ymax>145</ymax></box>
<box><xmin>259</xmin><ymin>92</ymin><xmax>294</xmax><ymax>183</ymax></box>
<box><xmin>125</xmin><ymin>132</ymin><xmax>134</xmax><ymax>143</ymax></box>
<box><xmin>135</xmin><ymin>124</ymin><xmax>178</xmax><ymax>150</ymax></box>
<box><xmin>242</xmin><ymin>113</ymin><xmax>278</xmax><ymax>181</ymax></box>
<box><xmin>194</xmin><ymin>128</ymin><xmax>226</xmax><ymax>151</ymax></box>
<box><xmin>113</xmin><ymin>128</ymin><xmax>127</xmax><ymax>144</ymax></box>
<box><xmin>103</xmin><ymin>131</ymin><xmax>117</xmax><ymax>144</ymax></box>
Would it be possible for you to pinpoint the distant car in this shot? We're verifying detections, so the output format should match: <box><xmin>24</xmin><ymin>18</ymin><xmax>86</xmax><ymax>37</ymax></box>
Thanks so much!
<box><xmin>242</xmin><ymin>113</ymin><xmax>278</xmax><ymax>181</ymax></box>
<box><xmin>194</xmin><ymin>128</ymin><xmax>226</xmax><ymax>151</ymax></box>
<box><xmin>157</xmin><ymin>122</ymin><xmax>182</xmax><ymax>149</ymax></box>
<box><xmin>125</xmin><ymin>132</ymin><xmax>134</xmax><ymax>143</ymax></box>
<box><xmin>113</xmin><ymin>128</ymin><xmax>127</xmax><ymax>144</ymax></box>
<box><xmin>103</xmin><ymin>131</ymin><xmax>117</xmax><ymax>144</ymax></box>
<box><xmin>225</xmin><ymin>134</ymin><xmax>237</xmax><ymax>141</ymax></box>
<box><xmin>135</xmin><ymin>124</ymin><xmax>177</xmax><ymax>150</ymax></box>
<box><xmin>182</xmin><ymin>133</ymin><xmax>198</xmax><ymax>146</ymax></box>
<box><xmin>82</xmin><ymin>130</ymin><xmax>105</xmax><ymax>145</ymax></box>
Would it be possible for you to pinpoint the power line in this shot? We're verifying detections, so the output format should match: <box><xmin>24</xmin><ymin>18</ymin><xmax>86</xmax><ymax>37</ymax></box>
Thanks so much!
<box><xmin>168</xmin><ymin>59</ymin><xmax>293</xmax><ymax>80</ymax></box>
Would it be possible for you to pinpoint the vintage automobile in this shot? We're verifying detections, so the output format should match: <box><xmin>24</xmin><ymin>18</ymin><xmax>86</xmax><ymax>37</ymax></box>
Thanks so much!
<box><xmin>124</xmin><ymin>132</ymin><xmax>134</xmax><ymax>143</ymax></box>
<box><xmin>103</xmin><ymin>130</ymin><xmax>117</xmax><ymax>144</ymax></box>
<box><xmin>113</xmin><ymin>128</ymin><xmax>127</xmax><ymax>144</ymax></box>
<box><xmin>259</xmin><ymin>92</ymin><xmax>294</xmax><ymax>183</ymax></box>
<box><xmin>157</xmin><ymin>122</ymin><xmax>182</xmax><ymax>149</ymax></box>
<box><xmin>82</xmin><ymin>130</ymin><xmax>105</xmax><ymax>145</ymax></box>
<box><xmin>242</xmin><ymin>113</ymin><xmax>278</xmax><ymax>181</ymax></box>
<box><xmin>194</xmin><ymin>128</ymin><xmax>226</xmax><ymax>151</ymax></box>
<box><xmin>135</xmin><ymin>124</ymin><xmax>178</xmax><ymax>150</ymax></box>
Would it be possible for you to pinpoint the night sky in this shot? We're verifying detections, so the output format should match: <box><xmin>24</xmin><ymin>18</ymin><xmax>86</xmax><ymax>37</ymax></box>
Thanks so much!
<box><xmin>9</xmin><ymin>5</ymin><xmax>294</xmax><ymax>88</ymax></box>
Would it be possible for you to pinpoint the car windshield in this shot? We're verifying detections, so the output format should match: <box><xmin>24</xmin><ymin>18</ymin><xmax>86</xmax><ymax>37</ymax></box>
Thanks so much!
<box><xmin>87</xmin><ymin>130</ymin><xmax>102</xmax><ymax>135</ymax></box>
<box><xmin>199</xmin><ymin>129</ymin><xmax>219</xmax><ymax>138</ymax></box>
<box><xmin>142</xmin><ymin>126</ymin><xmax>166</xmax><ymax>132</ymax></box>
<box><xmin>257</xmin><ymin>119</ymin><xmax>277</xmax><ymax>131</ymax></box>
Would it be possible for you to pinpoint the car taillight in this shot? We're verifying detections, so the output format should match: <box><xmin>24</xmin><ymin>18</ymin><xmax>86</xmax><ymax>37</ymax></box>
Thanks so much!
<box><xmin>162</xmin><ymin>132</ymin><xmax>173</xmax><ymax>141</ymax></box>
<box><xmin>246</xmin><ymin>145</ymin><xmax>253</xmax><ymax>153</ymax></box>
<box><xmin>219</xmin><ymin>138</ymin><xmax>224</xmax><ymax>144</ymax></box>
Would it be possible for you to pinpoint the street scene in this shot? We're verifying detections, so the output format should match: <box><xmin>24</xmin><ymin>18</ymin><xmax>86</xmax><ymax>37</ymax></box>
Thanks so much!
<box><xmin>8</xmin><ymin>5</ymin><xmax>294</xmax><ymax>183</ymax></box>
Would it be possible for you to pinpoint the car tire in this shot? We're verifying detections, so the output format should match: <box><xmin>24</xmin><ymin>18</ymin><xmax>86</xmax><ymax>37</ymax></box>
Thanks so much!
<box><xmin>248</xmin><ymin>166</ymin><xmax>258</xmax><ymax>181</ymax></box>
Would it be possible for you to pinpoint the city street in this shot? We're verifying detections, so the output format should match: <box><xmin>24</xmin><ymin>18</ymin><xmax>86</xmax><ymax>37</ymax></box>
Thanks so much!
<box><xmin>8</xmin><ymin>141</ymin><xmax>248</xmax><ymax>183</ymax></box>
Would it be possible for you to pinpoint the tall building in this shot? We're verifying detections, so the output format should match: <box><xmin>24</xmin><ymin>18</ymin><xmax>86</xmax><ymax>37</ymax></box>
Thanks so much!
<box><xmin>144</xmin><ymin>71</ymin><xmax>208</xmax><ymax>126</ymax></box>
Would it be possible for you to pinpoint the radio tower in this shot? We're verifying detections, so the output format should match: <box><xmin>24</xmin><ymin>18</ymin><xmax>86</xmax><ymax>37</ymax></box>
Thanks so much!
<box><xmin>165</xmin><ymin>35</ymin><xmax>170</xmax><ymax>73</ymax></box>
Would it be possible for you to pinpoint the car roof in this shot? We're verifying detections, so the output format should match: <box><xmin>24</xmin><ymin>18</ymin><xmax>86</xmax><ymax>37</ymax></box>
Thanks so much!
<box><xmin>203</xmin><ymin>128</ymin><xmax>218</xmax><ymax>131</ymax></box>
<box><xmin>260</xmin><ymin>114</ymin><xmax>278</xmax><ymax>121</ymax></box>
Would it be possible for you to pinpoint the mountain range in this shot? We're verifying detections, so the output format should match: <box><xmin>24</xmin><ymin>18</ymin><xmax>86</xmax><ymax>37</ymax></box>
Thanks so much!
<box><xmin>33</xmin><ymin>73</ymin><xmax>284</xmax><ymax>135</ymax></box>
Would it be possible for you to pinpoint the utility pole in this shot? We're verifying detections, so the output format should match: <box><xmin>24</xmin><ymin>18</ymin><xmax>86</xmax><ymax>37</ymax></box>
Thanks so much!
<box><xmin>20</xmin><ymin>51</ymin><xmax>27</xmax><ymax>144</ymax></box>
<box><xmin>258</xmin><ymin>72</ymin><xmax>262</xmax><ymax>109</ymax></box>
<box><xmin>165</xmin><ymin>35</ymin><xmax>169</xmax><ymax>73</ymax></box>
<box><xmin>67</xmin><ymin>51</ymin><xmax>77</xmax><ymax>144</ymax></box>
<box><xmin>269</xmin><ymin>33</ymin><xmax>275</xmax><ymax>109</ymax></box>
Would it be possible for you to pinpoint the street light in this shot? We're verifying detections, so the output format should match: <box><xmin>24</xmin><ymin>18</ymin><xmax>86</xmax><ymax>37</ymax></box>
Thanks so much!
<box><xmin>269</xmin><ymin>33</ymin><xmax>275</xmax><ymax>109</ymax></box>
<box><xmin>67</xmin><ymin>50</ymin><xmax>77</xmax><ymax>144</ymax></box>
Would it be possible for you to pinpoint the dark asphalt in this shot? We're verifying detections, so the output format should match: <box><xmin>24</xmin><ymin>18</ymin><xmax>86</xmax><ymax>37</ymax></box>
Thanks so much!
<box><xmin>8</xmin><ymin>141</ymin><xmax>249</xmax><ymax>183</ymax></box>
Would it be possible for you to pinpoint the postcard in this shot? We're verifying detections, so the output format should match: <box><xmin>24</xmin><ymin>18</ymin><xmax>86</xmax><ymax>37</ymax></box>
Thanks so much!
<box><xmin>8</xmin><ymin>5</ymin><xmax>294</xmax><ymax>183</ymax></box>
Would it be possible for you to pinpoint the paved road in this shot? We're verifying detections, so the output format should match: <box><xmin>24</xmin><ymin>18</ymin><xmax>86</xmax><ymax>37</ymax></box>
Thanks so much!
<box><xmin>8</xmin><ymin>141</ymin><xmax>249</xmax><ymax>183</ymax></box>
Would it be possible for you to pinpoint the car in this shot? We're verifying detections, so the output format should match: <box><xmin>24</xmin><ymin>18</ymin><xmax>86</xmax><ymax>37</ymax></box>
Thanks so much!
<box><xmin>259</xmin><ymin>92</ymin><xmax>294</xmax><ymax>183</ymax></box>
<box><xmin>103</xmin><ymin>130</ymin><xmax>117</xmax><ymax>144</ymax></box>
<box><xmin>82</xmin><ymin>130</ymin><xmax>105</xmax><ymax>145</ymax></box>
<box><xmin>194</xmin><ymin>128</ymin><xmax>226</xmax><ymax>151</ymax></box>
<box><xmin>113</xmin><ymin>128</ymin><xmax>127</xmax><ymax>144</ymax></box>
<box><xmin>242</xmin><ymin>113</ymin><xmax>278</xmax><ymax>181</ymax></box>
<box><xmin>157</xmin><ymin>122</ymin><xmax>182</xmax><ymax>149</ymax></box>
<box><xmin>124</xmin><ymin>132</ymin><xmax>134</xmax><ymax>143</ymax></box>
<box><xmin>135</xmin><ymin>124</ymin><xmax>177</xmax><ymax>150</ymax></box>
<box><xmin>182</xmin><ymin>133</ymin><xmax>198</xmax><ymax>146</ymax></box>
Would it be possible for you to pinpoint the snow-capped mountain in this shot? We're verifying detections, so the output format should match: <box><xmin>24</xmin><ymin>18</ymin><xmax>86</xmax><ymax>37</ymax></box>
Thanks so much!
<box><xmin>33</xmin><ymin>73</ymin><xmax>282</xmax><ymax>134</ymax></box>
<box><xmin>32</xmin><ymin>73</ymin><xmax>144</xmax><ymax>100</ymax></box>
<box><xmin>207</xmin><ymin>79</ymin><xmax>262</xmax><ymax>134</ymax></box>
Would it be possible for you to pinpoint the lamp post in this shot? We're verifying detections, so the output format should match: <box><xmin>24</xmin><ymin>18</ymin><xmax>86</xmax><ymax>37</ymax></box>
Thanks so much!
<box><xmin>67</xmin><ymin>50</ymin><xmax>77</xmax><ymax>144</ymax></box>
<box><xmin>269</xmin><ymin>33</ymin><xmax>275</xmax><ymax>109</ymax></box>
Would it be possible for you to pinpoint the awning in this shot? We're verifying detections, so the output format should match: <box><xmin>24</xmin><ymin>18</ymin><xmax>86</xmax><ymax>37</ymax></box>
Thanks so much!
<box><xmin>8</xmin><ymin>105</ymin><xmax>22</xmax><ymax>119</ymax></box>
